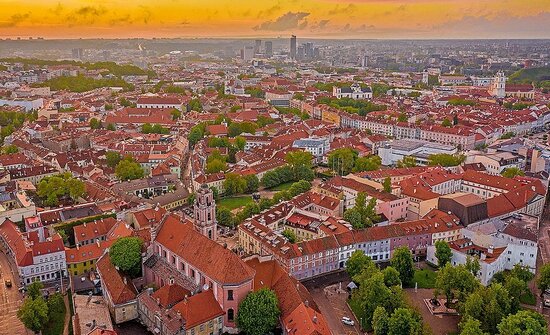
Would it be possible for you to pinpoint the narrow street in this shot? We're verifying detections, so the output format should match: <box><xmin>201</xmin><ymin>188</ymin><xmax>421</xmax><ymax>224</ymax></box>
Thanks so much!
<box><xmin>0</xmin><ymin>248</ymin><xmax>28</xmax><ymax>335</ymax></box>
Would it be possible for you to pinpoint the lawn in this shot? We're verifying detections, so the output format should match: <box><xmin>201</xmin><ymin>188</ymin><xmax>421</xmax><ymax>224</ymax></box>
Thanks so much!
<box><xmin>413</xmin><ymin>268</ymin><xmax>437</xmax><ymax>289</ymax></box>
<box><xmin>269</xmin><ymin>182</ymin><xmax>294</xmax><ymax>191</ymax></box>
<box><xmin>217</xmin><ymin>196</ymin><xmax>253</xmax><ymax>210</ymax></box>
<box><xmin>520</xmin><ymin>290</ymin><xmax>536</xmax><ymax>305</ymax></box>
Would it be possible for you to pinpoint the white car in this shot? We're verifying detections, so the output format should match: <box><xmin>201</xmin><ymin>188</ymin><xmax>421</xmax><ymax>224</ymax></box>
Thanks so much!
<box><xmin>341</xmin><ymin>317</ymin><xmax>355</xmax><ymax>326</ymax></box>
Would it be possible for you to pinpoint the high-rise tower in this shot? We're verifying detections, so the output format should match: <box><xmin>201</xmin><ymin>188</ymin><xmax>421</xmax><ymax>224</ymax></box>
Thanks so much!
<box><xmin>290</xmin><ymin>35</ymin><xmax>297</xmax><ymax>60</ymax></box>
<box><xmin>193</xmin><ymin>184</ymin><xmax>217</xmax><ymax>240</ymax></box>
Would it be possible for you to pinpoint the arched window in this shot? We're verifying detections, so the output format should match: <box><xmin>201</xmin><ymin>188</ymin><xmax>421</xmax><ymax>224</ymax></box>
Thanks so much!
<box><xmin>227</xmin><ymin>309</ymin><xmax>234</xmax><ymax>322</ymax></box>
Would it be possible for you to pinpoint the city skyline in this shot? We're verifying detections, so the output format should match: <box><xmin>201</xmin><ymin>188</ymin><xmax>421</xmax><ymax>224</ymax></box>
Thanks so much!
<box><xmin>1</xmin><ymin>0</ymin><xmax>550</xmax><ymax>39</ymax></box>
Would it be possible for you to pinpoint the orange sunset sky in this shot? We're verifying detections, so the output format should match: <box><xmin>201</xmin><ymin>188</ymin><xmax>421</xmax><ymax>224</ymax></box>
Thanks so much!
<box><xmin>0</xmin><ymin>0</ymin><xmax>549</xmax><ymax>39</ymax></box>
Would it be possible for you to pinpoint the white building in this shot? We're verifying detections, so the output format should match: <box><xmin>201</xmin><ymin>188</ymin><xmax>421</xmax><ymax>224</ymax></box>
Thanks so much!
<box><xmin>378</xmin><ymin>139</ymin><xmax>457</xmax><ymax>166</ymax></box>
<box><xmin>292</xmin><ymin>138</ymin><xmax>329</xmax><ymax>162</ymax></box>
<box><xmin>136</xmin><ymin>96</ymin><xmax>183</xmax><ymax>111</ymax></box>
<box><xmin>0</xmin><ymin>219</ymin><xmax>66</xmax><ymax>286</ymax></box>
<box><xmin>333</xmin><ymin>83</ymin><xmax>372</xmax><ymax>100</ymax></box>
<box><xmin>0</xmin><ymin>97</ymin><xmax>44</xmax><ymax>112</ymax></box>
<box><xmin>427</xmin><ymin>214</ymin><xmax>538</xmax><ymax>285</ymax></box>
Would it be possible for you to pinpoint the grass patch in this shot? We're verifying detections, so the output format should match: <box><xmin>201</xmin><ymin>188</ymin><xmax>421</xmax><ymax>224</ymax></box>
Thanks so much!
<box><xmin>349</xmin><ymin>297</ymin><xmax>369</xmax><ymax>331</ymax></box>
<box><xmin>520</xmin><ymin>290</ymin><xmax>536</xmax><ymax>305</ymax></box>
<box><xmin>269</xmin><ymin>182</ymin><xmax>294</xmax><ymax>191</ymax></box>
<box><xmin>217</xmin><ymin>196</ymin><xmax>253</xmax><ymax>210</ymax></box>
<box><xmin>413</xmin><ymin>268</ymin><xmax>437</xmax><ymax>289</ymax></box>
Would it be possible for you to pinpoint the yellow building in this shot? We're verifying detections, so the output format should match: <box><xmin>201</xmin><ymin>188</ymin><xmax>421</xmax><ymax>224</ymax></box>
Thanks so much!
<box><xmin>321</xmin><ymin>108</ymin><xmax>341</xmax><ymax>126</ymax></box>
<box><xmin>65</xmin><ymin>240</ymin><xmax>112</xmax><ymax>276</ymax></box>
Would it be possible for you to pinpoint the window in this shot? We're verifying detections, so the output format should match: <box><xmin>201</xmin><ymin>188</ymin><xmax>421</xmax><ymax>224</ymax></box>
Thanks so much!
<box><xmin>227</xmin><ymin>309</ymin><xmax>234</xmax><ymax>322</ymax></box>
<box><xmin>228</xmin><ymin>290</ymin><xmax>234</xmax><ymax>301</ymax></box>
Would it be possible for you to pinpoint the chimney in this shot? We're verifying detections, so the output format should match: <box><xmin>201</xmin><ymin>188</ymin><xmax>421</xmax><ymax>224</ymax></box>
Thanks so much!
<box><xmin>304</xmin><ymin>300</ymin><xmax>309</xmax><ymax>307</ymax></box>
<box><xmin>123</xmin><ymin>277</ymin><xmax>127</xmax><ymax>285</ymax></box>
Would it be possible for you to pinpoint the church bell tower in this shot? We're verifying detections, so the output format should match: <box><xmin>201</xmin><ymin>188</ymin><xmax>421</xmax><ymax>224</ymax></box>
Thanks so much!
<box><xmin>193</xmin><ymin>184</ymin><xmax>218</xmax><ymax>240</ymax></box>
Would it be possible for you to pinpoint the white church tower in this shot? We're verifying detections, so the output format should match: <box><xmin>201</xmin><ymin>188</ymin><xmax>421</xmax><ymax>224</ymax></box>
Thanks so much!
<box><xmin>489</xmin><ymin>71</ymin><xmax>506</xmax><ymax>98</ymax></box>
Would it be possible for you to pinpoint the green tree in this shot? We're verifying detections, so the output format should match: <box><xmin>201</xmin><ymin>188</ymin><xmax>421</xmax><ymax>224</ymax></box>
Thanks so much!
<box><xmin>27</xmin><ymin>281</ymin><xmax>44</xmax><ymax>300</ymax></box>
<box><xmin>387</xmin><ymin>308</ymin><xmax>423</xmax><ymax>335</ymax></box>
<box><xmin>105</xmin><ymin>151</ymin><xmax>122</xmax><ymax>168</ymax></box>
<box><xmin>260</xmin><ymin>170</ymin><xmax>281</xmax><ymax>189</ymax></box>
<box><xmin>428</xmin><ymin>153</ymin><xmax>466</xmax><ymax>167</ymax></box>
<box><xmin>37</xmin><ymin>172</ymin><xmax>85</xmax><ymax>206</ymax></box>
<box><xmin>188</xmin><ymin>124</ymin><xmax>205</xmax><ymax>146</ymax></box>
<box><xmin>391</xmin><ymin>247</ymin><xmax>415</xmax><ymax>286</ymax></box>
<box><xmin>353</xmin><ymin>271</ymin><xmax>405</xmax><ymax>328</ymax></box>
<box><xmin>216</xmin><ymin>207</ymin><xmax>235</xmax><ymax>227</ymax></box>
<box><xmin>464</xmin><ymin>283</ymin><xmax>511</xmax><ymax>334</ymax></box>
<box><xmin>465</xmin><ymin>256</ymin><xmax>481</xmax><ymax>277</ymax></box>
<box><xmin>435</xmin><ymin>263</ymin><xmax>479</xmax><ymax>306</ymax></box>
<box><xmin>206</xmin><ymin>159</ymin><xmax>227</xmax><ymax>174</ymax></box>
<box><xmin>244</xmin><ymin>174</ymin><xmax>260</xmax><ymax>193</ymax></box>
<box><xmin>346</xmin><ymin>250</ymin><xmax>373</xmax><ymax>278</ymax></box>
<box><xmin>460</xmin><ymin>317</ymin><xmax>489</xmax><ymax>335</ymax></box>
<box><xmin>497</xmin><ymin>310</ymin><xmax>547</xmax><ymax>335</ymax></box>
<box><xmin>106</xmin><ymin>123</ymin><xmax>116</xmax><ymax>131</ymax></box>
<box><xmin>89</xmin><ymin>118</ymin><xmax>102</xmax><ymax>129</ymax></box>
<box><xmin>282</xmin><ymin>229</ymin><xmax>297</xmax><ymax>243</ymax></box>
<box><xmin>344</xmin><ymin>208</ymin><xmax>363</xmax><ymax>229</ymax></box>
<box><xmin>115</xmin><ymin>156</ymin><xmax>144</xmax><ymax>180</ymax></box>
<box><xmin>328</xmin><ymin>148</ymin><xmax>358</xmax><ymax>175</ymax></box>
<box><xmin>353</xmin><ymin>155</ymin><xmax>381</xmax><ymax>172</ymax></box>
<box><xmin>382</xmin><ymin>177</ymin><xmax>392</xmax><ymax>193</ymax></box>
<box><xmin>170</xmin><ymin>109</ymin><xmax>182</xmax><ymax>121</ymax></box>
<box><xmin>396</xmin><ymin>156</ymin><xmax>417</xmax><ymax>168</ymax></box>
<box><xmin>223</xmin><ymin>173</ymin><xmax>247</xmax><ymax>196</ymax></box>
<box><xmin>1</xmin><ymin>144</ymin><xmax>19</xmax><ymax>154</ymax></box>
<box><xmin>382</xmin><ymin>266</ymin><xmax>402</xmax><ymax>287</ymax></box>
<box><xmin>501</xmin><ymin>167</ymin><xmax>525</xmax><ymax>178</ymax></box>
<box><xmin>17</xmin><ymin>297</ymin><xmax>49</xmax><ymax>333</ymax></box>
<box><xmin>435</xmin><ymin>240</ymin><xmax>453</xmax><ymax>267</ymax></box>
<box><xmin>285</xmin><ymin>151</ymin><xmax>315</xmax><ymax>181</ymax></box>
<box><xmin>110</xmin><ymin>237</ymin><xmax>143</xmax><ymax>277</ymax></box>
<box><xmin>234</xmin><ymin>136</ymin><xmax>247</xmax><ymax>151</ymax></box>
<box><xmin>397</xmin><ymin>113</ymin><xmax>408</xmax><ymax>122</ymax></box>
<box><xmin>536</xmin><ymin>263</ymin><xmax>550</xmax><ymax>292</ymax></box>
<box><xmin>188</xmin><ymin>98</ymin><xmax>202</xmax><ymax>112</ymax></box>
<box><xmin>372</xmin><ymin>306</ymin><xmax>389</xmax><ymax>335</ymax></box>
<box><xmin>442</xmin><ymin>118</ymin><xmax>452</xmax><ymax>127</ymax></box>
<box><xmin>237</xmin><ymin>288</ymin><xmax>280</xmax><ymax>335</ymax></box>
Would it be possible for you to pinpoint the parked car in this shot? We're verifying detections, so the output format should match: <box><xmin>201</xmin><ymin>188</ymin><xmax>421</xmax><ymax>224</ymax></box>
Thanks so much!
<box><xmin>4</xmin><ymin>279</ymin><xmax>12</xmax><ymax>288</ymax></box>
<box><xmin>341</xmin><ymin>317</ymin><xmax>355</xmax><ymax>326</ymax></box>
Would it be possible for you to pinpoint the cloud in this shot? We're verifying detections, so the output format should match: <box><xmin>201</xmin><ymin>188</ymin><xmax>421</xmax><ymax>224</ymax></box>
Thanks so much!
<box><xmin>75</xmin><ymin>6</ymin><xmax>107</xmax><ymax>17</ymax></box>
<box><xmin>431</xmin><ymin>13</ymin><xmax>550</xmax><ymax>38</ymax></box>
<box><xmin>256</xmin><ymin>4</ymin><xmax>282</xmax><ymax>19</ymax></box>
<box><xmin>0</xmin><ymin>12</ymin><xmax>31</xmax><ymax>28</ymax></box>
<box><xmin>328</xmin><ymin>4</ymin><xmax>357</xmax><ymax>15</ymax></box>
<box><xmin>310</xmin><ymin>19</ymin><xmax>330</xmax><ymax>31</ymax></box>
<box><xmin>253</xmin><ymin>11</ymin><xmax>310</xmax><ymax>31</ymax></box>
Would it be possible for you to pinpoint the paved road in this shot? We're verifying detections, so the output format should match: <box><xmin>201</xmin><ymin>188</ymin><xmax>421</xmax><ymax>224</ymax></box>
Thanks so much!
<box><xmin>0</xmin><ymin>249</ymin><xmax>27</xmax><ymax>335</ymax></box>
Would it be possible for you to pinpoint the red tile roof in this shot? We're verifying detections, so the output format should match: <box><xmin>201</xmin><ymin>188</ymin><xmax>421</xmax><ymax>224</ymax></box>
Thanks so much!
<box><xmin>172</xmin><ymin>290</ymin><xmax>224</xmax><ymax>329</ymax></box>
<box><xmin>96</xmin><ymin>253</ymin><xmax>138</xmax><ymax>305</ymax></box>
<box><xmin>155</xmin><ymin>214</ymin><xmax>255</xmax><ymax>285</ymax></box>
